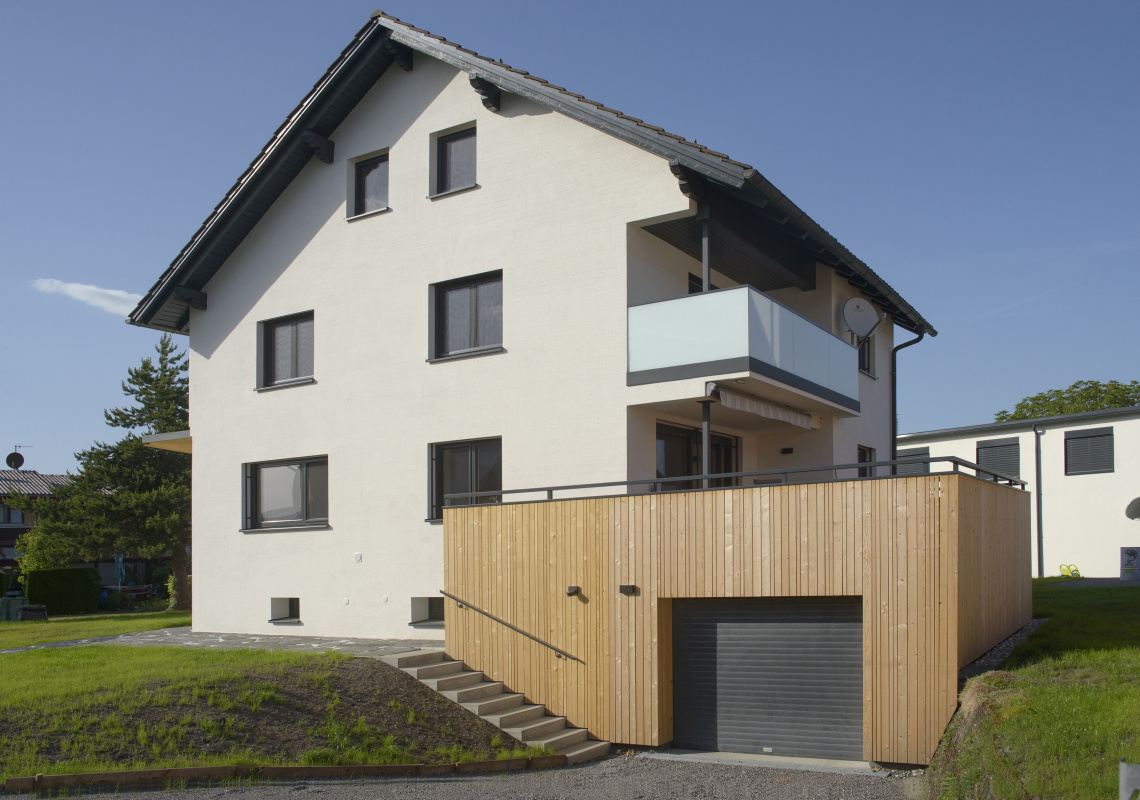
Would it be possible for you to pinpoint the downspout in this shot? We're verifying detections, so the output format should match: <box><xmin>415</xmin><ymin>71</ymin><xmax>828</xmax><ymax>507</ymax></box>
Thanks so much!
<box><xmin>1033</xmin><ymin>424</ymin><xmax>1045</xmax><ymax>578</ymax></box>
<box><xmin>890</xmin><ymin>329</ymin><xmax>926</xmax><ymax>473</ymax></box>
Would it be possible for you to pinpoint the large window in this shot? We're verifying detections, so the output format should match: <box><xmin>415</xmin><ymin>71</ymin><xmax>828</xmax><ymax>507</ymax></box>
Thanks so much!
<box><xmin>243</xmin><ymin>457</ymin><xmax>328</xmax><ymax>529</ymax></box>
<box><xmin>1065</xmin><ymin>427</ymin><xmax>1114</xmax><ymax>475</ymax></box>
<box><xmin>429</xmin><ymin>438</ymin><xmax>501</xmax><ymax>521</ymax></box>
<box><xmin>263</xmin><ymin>313</ymin><xmax>314</xmax><ymax>387</ymax></box>
<box><xmin>353</xmin><ymin>154</ymin><xmax>389</xmax><ymax>216</ymax></box>
<box><xmin>655</xmin><ymin>423</ymin><xmax>738</xmax><ymax>489</ymax></box>
<box><xmin>433</xmin><ymin>271</ymin><xmax>502</xmax><ymax>358</ymax></box>
<box><xmin>976</xmin><ymin>437</ymin><xmax>1020</xmax><ymax>481</ymax></box>
<box><xmin>435</xmin><ymin>128</ymin><xmax>476</xmax><ymax>195</ymax></box>
<box><xmin>0</xmin><ymin>504</ymin><xmax>23</xmax><ymax>525</ymax></box>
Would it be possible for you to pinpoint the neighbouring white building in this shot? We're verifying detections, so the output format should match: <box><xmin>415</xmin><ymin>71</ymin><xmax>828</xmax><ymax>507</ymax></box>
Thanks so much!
<box><xmin>131</xmin><ymin>12</ymin><xmax>936</xmax><ymax>640</ymax></box>
<box><xmin>899</xmin><ymin>405</ymin><xmax>1140</xmax><ymax>578</ymax></box>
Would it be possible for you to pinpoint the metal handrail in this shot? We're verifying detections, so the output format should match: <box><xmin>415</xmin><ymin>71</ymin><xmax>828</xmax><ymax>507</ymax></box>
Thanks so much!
<box><xmin>444</xmin><ymin>455</ymin><xmax>1026</xmax><ymax>506</ymax></box>
<box><xmin>439</xmin><ymin>590</ymin><xmax>579</xmax><ymax>662</ymax></box>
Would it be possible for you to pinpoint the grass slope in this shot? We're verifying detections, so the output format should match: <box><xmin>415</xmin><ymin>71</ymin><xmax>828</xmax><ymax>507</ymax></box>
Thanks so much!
<box><xmin>0</xmin><ymin>610</ymin><xmax>191</xmax><ymax>649</ymax></box>
<box><xmin>0</xmin><ymin>646</ymin><xmax>537</xmax><ymax>778</ymax></box>
<box><xmin>934</xmin><ymin>579</ymin><xmax>1140</xmax><ymax>799</ymax></box>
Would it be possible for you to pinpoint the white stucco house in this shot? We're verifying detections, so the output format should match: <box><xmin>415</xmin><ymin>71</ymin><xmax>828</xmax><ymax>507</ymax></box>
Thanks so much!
<box><xmin>130</xmin><ymin>12</ymin><xmax>938</xmax><ymax>640</ymax></box>
<box><xmin>899</xmin><ymin>405</ymin><xmax>1140</xmax><ymax>578</ymax></box>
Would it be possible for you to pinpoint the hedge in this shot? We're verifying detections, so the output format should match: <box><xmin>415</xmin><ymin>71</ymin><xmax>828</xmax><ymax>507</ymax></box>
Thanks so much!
<box><xmin>25</xmin><ymin>567</ymin><xmax>102</xmax><ymax>615</ymax></box>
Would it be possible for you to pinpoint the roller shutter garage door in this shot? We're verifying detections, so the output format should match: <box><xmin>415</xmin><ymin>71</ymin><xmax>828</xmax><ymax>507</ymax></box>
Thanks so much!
<box><xmin>672</xmin><ymin>597</ymin><xmax>862</xmax><ymax>760</ymax></box>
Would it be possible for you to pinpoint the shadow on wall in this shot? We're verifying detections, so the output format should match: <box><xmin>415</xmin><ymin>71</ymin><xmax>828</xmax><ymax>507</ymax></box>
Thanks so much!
<box><xmin>188</xmin><ymin>57</ymin><xmax>461</xmax><ymax>361</ymax></box>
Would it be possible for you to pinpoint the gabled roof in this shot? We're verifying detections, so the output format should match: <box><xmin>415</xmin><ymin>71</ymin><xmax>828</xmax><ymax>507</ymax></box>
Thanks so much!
<box><xmin>899</xmin><ymin>404</ymin><xmax>1140</xmax><ymax>441</ymax></box>
<box><xmin>129</xmin><ymin>11</ymin><xmax>935</xmax><ymax>337</ymax></box>
<box><xmin>0</xmin><ymin>470</ymin><xmax>71</xmax><ymax>499</ymax></box>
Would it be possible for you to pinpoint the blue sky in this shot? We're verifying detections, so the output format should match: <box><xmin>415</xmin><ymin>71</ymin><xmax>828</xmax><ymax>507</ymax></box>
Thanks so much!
<box><xmin>1</xmin><ymin>1</ymin><xmax>1137</xmax><ymax>475</ymax></box>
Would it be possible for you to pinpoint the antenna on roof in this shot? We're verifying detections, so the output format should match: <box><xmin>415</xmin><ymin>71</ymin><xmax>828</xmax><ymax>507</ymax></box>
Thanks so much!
<box><xmin>843</xmin><ymin>297</ymin><xmax>885</xmax><ymax>344</ymax></box>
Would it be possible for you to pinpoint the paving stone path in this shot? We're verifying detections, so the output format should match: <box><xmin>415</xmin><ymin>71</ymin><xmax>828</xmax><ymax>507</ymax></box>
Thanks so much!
<box><xmin>0</xmin><ymin>627</ymin><xmax>441</xmax><ymax>657</ymax></box>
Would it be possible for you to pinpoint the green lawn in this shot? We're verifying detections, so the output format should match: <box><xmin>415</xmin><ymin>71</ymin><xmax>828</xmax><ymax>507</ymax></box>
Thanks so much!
<box><xmin>0</xmin><ymin>645</ymin><xmax>544</xmax><ymax>778</ymax></box>
<box><xmin>936</xmin><ymin>578</ymin><xmax>1140</xmax><ymax>799</ymax></box>
<box><xmin>0</xmin><ymin>610</ymin><xmax>191</xmax><ymax>650</ymax></box>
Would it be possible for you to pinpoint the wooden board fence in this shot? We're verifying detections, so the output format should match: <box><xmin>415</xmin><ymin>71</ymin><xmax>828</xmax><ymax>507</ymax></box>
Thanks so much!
<box><xmin>444</xmin><ymin>473</ymin><xmax>1031</xmax><ymax>764</ymax></box>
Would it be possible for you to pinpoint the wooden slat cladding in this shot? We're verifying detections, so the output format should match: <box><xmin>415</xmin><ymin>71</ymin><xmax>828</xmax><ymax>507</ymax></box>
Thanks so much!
<box><xmin>443</xmin><ymin>474</ymin><xmax>1030</xmax><ymax>765</ymax></box>
<box><xmin>956</xmin><ymin>476</ymin><xmax>1033</xmax><ymax>666</ymax></box>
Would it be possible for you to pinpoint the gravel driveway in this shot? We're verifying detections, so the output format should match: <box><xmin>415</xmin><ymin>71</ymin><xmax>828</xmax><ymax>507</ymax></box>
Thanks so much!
<box><xmin>117</xmin><ymin>754</ymin><xmax>926</xmax><ymax>800</ymax></box>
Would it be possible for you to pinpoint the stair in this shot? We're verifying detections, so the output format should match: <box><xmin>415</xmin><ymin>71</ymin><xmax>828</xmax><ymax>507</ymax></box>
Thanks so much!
<box><xmin>381</xmin><ymin>649</ymin><xmax>610</xmax><ymax>765</ymax></box>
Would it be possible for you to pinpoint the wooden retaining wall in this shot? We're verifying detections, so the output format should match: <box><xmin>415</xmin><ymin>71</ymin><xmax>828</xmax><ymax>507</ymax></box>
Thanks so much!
<box><xmin>443</xmin><ymin>473</ymin><xmax>1031</xmax><ymax>764</ymax></box>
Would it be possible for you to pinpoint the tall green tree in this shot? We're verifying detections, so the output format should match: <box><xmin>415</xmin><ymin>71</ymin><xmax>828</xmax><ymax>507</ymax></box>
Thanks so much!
<box><xmin>995</xmin><ymin>379</ymin><xmax>1140</xmax><ymax>422</ymax></box>
<box><xmin>12</xmin><ymin>334</ymin><xmax>191</xmax><ymax>609</ymax></box>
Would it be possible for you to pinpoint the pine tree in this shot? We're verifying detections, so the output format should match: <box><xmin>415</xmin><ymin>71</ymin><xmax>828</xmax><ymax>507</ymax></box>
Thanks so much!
<box><xmin>12</xmin><ymin>334</ymin><xmax>192</xmax><ymax>609</ymax></box>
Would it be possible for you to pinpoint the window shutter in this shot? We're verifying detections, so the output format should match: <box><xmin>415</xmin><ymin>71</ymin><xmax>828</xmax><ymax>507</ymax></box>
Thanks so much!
<box><xmin>242</xmin><ymin>464</ymin><xmax>254</xmax><ymax>529</ymax></box>
<box><xmin>1065</xmin><ymin>427</ymin><xmax>1114</xmax><ymax>475</ymax></box>
<box><xmin>976</xmin><ymin>437</ymin><xmax>1020</xmax><ymax>481</ymax></box>
<box><xmin>896</xmin><ymin>447</ymin><xmax>930</xmax><ymax>476</ymax></box>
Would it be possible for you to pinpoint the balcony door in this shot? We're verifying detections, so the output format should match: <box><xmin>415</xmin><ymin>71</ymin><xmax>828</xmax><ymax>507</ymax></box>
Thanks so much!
<box><xmin>656</xmin><ymin>423</ymin><xmax>739</xmax><ymax>490</ymax></box>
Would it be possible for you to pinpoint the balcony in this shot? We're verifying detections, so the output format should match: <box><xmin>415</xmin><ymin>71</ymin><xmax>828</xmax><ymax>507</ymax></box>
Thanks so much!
<box><xmin>627</xmin><ymin>285</ymin><xmax>859</xmax><ymax>412</ymax></box>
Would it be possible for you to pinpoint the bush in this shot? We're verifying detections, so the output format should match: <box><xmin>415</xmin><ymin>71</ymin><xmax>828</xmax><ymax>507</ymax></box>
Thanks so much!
<box><xmin>25</xmin><ymin>567</ymin><xmax>102</xmax><ymax>615</ymax></box>
<box><xmin>103</xmin><ymin>590</ymin><xmax>131</xmax><ymax>612</ymax></box>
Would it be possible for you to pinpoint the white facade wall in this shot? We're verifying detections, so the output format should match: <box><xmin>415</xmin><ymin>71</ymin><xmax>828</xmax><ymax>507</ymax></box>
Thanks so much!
<box><xmin>899</xmin><ymin>410</ymin><xmax>1140</xmax><ymax>578</ymax></box>
<box><xmin>185</xmin><ymin>54</ymin><xmax>902</xmax><ymax>639</ymax></box>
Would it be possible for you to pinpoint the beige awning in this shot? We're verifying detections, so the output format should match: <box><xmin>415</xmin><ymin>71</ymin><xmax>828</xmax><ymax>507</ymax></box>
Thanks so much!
<box><xmin>141</xmin><ymin>430</ymin><xmax>192</xmax><ymax>454</ymax></box>
<box><xmin>714</xmin><ymin>386</ymin><xmax>813</xmax><ymax>430</ymax></box>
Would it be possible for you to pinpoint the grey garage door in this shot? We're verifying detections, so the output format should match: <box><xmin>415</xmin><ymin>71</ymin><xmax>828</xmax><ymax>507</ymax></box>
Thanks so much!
<box><xmin>672</xmin><ymin>597</ymin><xmax>863</xmax><ymax>760</ymax></box>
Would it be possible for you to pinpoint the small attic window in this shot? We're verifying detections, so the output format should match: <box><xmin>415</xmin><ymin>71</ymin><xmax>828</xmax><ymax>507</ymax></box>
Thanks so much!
<box><xmin>434</xmin><ymin>127</ymin><xmax>476</xmax><ymax>196</ymax></box>
<box><xmin>354</xmin><ymin>154</ymin><xmax>389</xmax><ymax>216</ymax></box>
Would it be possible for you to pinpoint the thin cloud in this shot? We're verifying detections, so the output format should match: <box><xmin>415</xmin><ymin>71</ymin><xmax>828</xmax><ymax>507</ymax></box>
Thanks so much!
<box><xmin>32</xmin><ymin>279</ymin><xmax>142</xmax><ymax>316</ymax></box>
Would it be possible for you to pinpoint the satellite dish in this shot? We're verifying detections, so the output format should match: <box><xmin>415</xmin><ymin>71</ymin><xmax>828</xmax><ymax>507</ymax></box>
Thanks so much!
<box><xmin>843</xmin><ymin>298</ymin><xmax>882</xmax><ymax>339</ymax></box>
<box><xmin>1127</xmin><ymin>497</ymin><xmax>1140</xmax><ymax>521</ymax></box>
<box><xmin>5</xmin><ymin>452</ymin><xmax>24</xmax><ymax>470</ymax></box>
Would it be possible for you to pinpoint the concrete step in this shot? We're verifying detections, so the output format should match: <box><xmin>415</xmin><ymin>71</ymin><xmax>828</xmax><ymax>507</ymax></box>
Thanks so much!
<box><xmin>561</xmin><ymin>739</ymin><xmax>610</xmax><ymax>765</ymax></box>
<box><xmin>443</xmin><ymin>680</ymin><xmax>505</xmax><ymax>703</ymax></box>
<box><xmin>529</xmin><ymin>726</ymin><xmax>588</xmax><ymax>751</ymax></box>
<box><xmin>425</xmin><ymin>670</ymin><xmax>484</xmax><ymax>691</ymax></box>
<box><xmin>411</xmin><ymin>659</ymin><xmax>464</xmax><ymax>679</ymax></box>
<box><xmin>484</xmin><ymin>704</ymin><xmax>545</xmax><ymax>729</ymax></box>
<box><xmin>462</xmin><ymin>692</ymin><xmax>524</xmax><ymax>716</ymax></box>
<box><xmin>379</xmin><ymin>649</ymin><xmax>445</xmax><ymax>669</ymax></box>
<box><xmin>506</xmin><ymin>715</ymin><xmax>566</xmax><ymax>742</ymax></box>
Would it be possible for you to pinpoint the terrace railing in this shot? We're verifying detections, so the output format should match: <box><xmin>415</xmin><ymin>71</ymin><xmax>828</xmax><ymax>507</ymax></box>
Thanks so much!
<box><xmin>444</xmin><ymin>456</ymin><xmax>1026</xmax><ymax>507</ymax></box>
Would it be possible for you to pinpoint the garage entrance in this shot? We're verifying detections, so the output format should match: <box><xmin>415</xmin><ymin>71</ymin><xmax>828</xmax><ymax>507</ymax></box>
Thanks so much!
<box><xmin>672</xmin><ymin>597</ymin><xmax>863</xmax><ymax>760</ymax></box>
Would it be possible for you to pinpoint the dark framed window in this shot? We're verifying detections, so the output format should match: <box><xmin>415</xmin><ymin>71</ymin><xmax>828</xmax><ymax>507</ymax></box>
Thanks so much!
<box><xmin>655</xmin><ymin>422</ymin><xmax>738</xmax><ymax>490</ymax></box>
<box><xmin>1065</xmin><ymin>427</ymin><xmax>1114</xmax><ymax>475</ymax></box>
<box><xmin>857</xmin><ymin>445</ymin><xmax>876</xmax><ymax>478</ymax></box>
<box><xmin>434</xmin><ymin>271</ymin><xmax>502</xmax><ymax>358</ymax></box>
<box><xmin>858</xmin><ymin>337</ymin><xmax>874</xmax><ymax>374</ymax></box>
<box><xmin>436</xmin><ymin>128</ymin><xmax>476</xmax><ymax>194</ymax></box>
<box><xmin>976</xmin><ymin>437</ymin><xmax>1020</xmax><ymax>481</ymax></box>
<box><xmin>0</xmin><ymin>504</ymin><xmax>23</xmax><ymax>525</ymax></box>
<box><xmin>354</xmin><ymin>154</ymin><xmax>389</xmax><ymax>215</ymax></box>
<box><xmin>263</xmin><ymin>313</ymin><xmax>314</xmax><ymax>386</ymax></box>
<box><xmin>428</xmin><ymin>597</ymin><xmax>444</xmax><ymax>621</ymax></box>
<box><xmin>895</xmin><ymin>447</ymin><xmax>930</xmax><ymax>476</ymax></box>
<box><xmin>243</xmin><ymin>457</ymin><xmax>328</xmax><ymax>529</ymax></box>
<box><xmin>429</xmin><ymin>438</ymin><xmax>501</xmax><ymax>521</ymax></box>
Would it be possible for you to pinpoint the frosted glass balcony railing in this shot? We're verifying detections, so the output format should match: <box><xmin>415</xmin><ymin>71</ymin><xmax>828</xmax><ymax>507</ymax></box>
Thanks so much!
<box><xmin>627</xmin><ymin>286</ymin><xmax>859</xmax><ymax>410</ymax></box>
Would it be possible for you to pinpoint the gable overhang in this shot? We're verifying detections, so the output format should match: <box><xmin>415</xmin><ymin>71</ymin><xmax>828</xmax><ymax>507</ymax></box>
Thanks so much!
<box><xmin>129</xmin><ymin>12</ymin><xmax>935</xmax><ymax>338</ymax></box>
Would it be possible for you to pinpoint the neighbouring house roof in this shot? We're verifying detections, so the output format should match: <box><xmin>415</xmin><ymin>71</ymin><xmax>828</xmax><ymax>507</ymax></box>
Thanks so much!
<box><xmin>0</xmin><ymin>470</ymin><xmax>71</xmax><ymax>499</ymax></box>
<box><xmin>128</xmin><ymin>11</ymin><xmax>936</xmax><ymax>337</ymax></box>
<box><xmin>899</xmin><ymin>405</ymin><xmax>1140</xmax><ymax>441</ymax></box>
